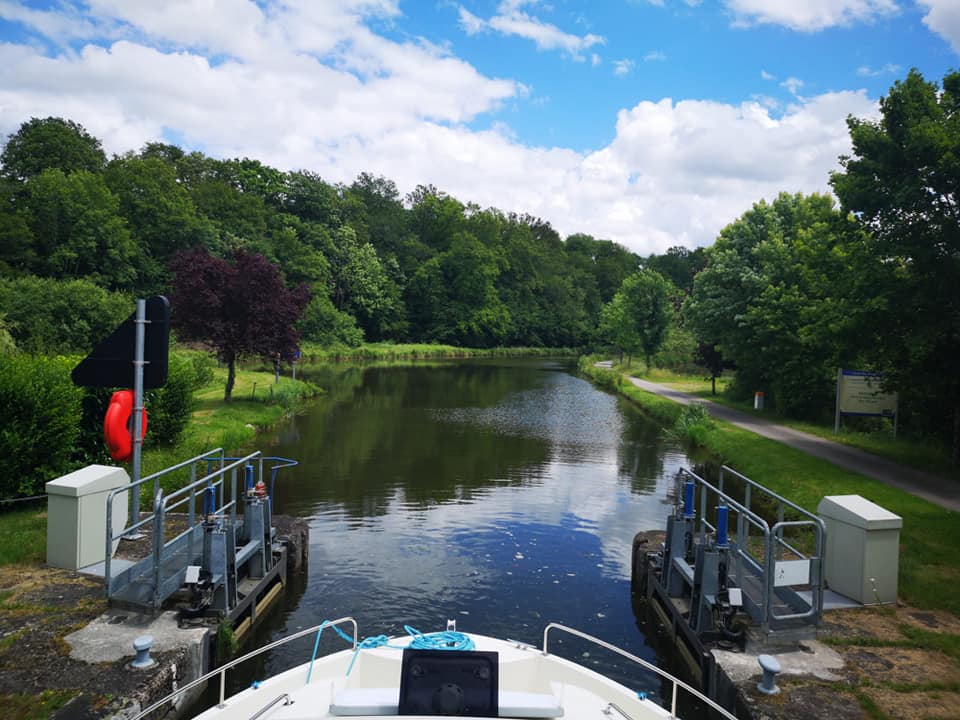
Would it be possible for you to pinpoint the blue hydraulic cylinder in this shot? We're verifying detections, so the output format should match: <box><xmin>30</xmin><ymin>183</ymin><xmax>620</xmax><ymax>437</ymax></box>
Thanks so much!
<box><xmin>203</xmin><ymin>486</ymin><xmax>216</xmax><ymax>521</ymax></box>
<box><xmin>245</xmin><ymin>464</ymin><xmax>254</xmax><ymax>494</ymax></box>
<box><xmin>716</xmin><ymin>505</ymin><xmax>729</xmax><ymax>548</ymax></box>
<box><xmin>683</xmin><ymin>481</ymin><xmax>695</xmax><ymax>519</ymax></box>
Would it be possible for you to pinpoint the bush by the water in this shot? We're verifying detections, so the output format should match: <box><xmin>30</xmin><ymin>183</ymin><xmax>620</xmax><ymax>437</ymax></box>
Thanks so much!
<box><xmin>267</xmin><ymin>377</ymin><xmax>317</xmax><ymax>414</ymax></box>
<box><xmin>672</xmin><ymin>402</ymin><xmax>715</xmax><ymax>445</ymax></box>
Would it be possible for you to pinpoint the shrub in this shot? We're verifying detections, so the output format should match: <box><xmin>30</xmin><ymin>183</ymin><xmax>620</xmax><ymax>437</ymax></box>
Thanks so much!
<box><xmin>267</xmin><ymin>378</ymin><xmax>317</xmax><ymax>415</ymax></box>
<box><xmin>0</xmin><ymin>355</ymin><xmax>84</xmax><ymax>497</ymax></box>
<box><xmin>298</xmin><ymin>294</ymin><xmax>363</xmax><ymax>347</ymax></box>
<box><xmin>145</xmin><ymin>353</ymin><xmax>197</xmax><ymax>446</ymax></box>
<box><xmin>672</xmin><ymin>402</ymin><xmax>715</xmax><ymax>446</ymax></box>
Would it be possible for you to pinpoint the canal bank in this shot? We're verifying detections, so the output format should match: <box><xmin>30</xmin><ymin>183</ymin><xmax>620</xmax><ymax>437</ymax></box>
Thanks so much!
<box><xmin>586</xmin><ymin>361</ymin><xmax>960</xmax><ymax>719</ymax></box>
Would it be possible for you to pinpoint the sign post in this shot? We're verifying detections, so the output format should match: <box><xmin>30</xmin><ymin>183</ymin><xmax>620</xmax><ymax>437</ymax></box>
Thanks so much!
<box><xmin>72</xmin><ymin>296</ymin><xmax>170</xmax><ymax>528</ymax></box>
<box><xmin>834</xmin><ymin>369</ymin><xmax>898</xmax><ymax>437</ymax></box>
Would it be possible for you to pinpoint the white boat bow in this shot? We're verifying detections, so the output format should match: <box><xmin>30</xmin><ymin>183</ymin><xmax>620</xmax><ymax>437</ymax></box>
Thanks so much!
<box><xmin>132</xmin><ymin>618</ymin><xmax>740</xmax><ymax>720</ymax></box>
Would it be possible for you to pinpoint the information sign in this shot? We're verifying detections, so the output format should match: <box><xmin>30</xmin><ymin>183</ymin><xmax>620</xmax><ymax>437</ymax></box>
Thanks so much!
<box><xmin>835</xmin><ymin>369</ymin><xmax>898</xmax><ymax>434</ymax></box>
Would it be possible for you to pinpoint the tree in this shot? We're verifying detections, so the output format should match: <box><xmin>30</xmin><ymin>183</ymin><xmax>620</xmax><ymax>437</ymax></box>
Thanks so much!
<box><xmin>600</xmin><ymin>269</ymin><xmax>673</xmax><ymax>368</ymax></box>
<box><xmin>407</xmin><ymin>231</ymin><xmax>510</xmax><ymax>347</ymax></box>
<box><xmin>169</xmin><ymin>249</ymin><xmax>310</xmax><ymax>401</ymax></box>
<box><xmin>105</xmin><ymin>155</ymin><xmax>216</xmax><ymax>288</ymax></box>
<box><xmin>684</xmin><ymin>193</ymin><xmax>864</xmax><ymax>416</ymax></box>
<box><xmin>1</xmin><ymin>117</ymin><xmax>106</xmax><ymax>181</ymax></box>
<box><xmin>645</xmin><ymin>245</ymin><xmax>708</xmax><ymax>294</ymax></box>
<box><xmin>831</xmin><ymin>69</ymin><xmax>960</xmax><ymax>463</ymax></box>
<box><xmin>0</xmin><ymin>276</ymin><xmax>131</xmax><ymax>354</ymax></box>
<box><xmin>24</xmin><ymin>169</ymin><xmax>139</xmax><ymax>289</ymax></box>
<box><xmin>695</xmin><ymin>342</ymin><xmax>726</xmax><ymax>395</ymax></box>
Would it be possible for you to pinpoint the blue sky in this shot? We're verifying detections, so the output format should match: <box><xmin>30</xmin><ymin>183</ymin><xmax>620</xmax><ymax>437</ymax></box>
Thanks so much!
<box><xmin>0</xmin><ymin>1</ymin><xmax>957</xmax><ymax>254</ymax></box>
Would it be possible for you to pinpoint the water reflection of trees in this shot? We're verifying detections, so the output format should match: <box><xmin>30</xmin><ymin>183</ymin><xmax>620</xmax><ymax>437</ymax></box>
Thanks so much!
<box><xmin>271</xmin><ymin>362</ymin><xmax>554</xmax><ymax>516</ymax></box>
<box><xmin>617</xmin><ymin>398</ymin><xmax>666</xmax><ymax>495</ymax></box>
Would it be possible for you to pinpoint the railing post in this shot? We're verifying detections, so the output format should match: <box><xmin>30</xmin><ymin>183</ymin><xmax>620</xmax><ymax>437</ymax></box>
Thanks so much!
<box><xmin>762</xmin><ymin>529</ymin><xmax>773</xmax><ymax>634</ymax></box>
<box><xmin>105</xmin><ymin>492</ymin><xmax>113</xmax><ymax>599</ymax></box>
<box><xmin>152</xmin><ymin>489</ymin><xmax>165</xmax><ymax>610</ymax></box>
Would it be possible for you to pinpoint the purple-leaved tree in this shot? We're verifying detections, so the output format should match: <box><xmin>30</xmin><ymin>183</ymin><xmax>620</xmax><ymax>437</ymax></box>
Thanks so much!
<box><xmin>170</xmin><ymin>249</ymin><xmax>310</xmax><ymax>401</ymax></box>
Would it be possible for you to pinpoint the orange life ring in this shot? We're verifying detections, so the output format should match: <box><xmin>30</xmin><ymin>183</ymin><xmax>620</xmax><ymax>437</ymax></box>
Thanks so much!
<box><xmin>103</xmin><ymin>389</ymin><xmax>148</xmax><ymax>462</ymax></box>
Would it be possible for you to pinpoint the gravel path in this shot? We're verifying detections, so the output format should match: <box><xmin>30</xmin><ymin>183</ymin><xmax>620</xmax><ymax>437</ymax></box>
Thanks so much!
<box><xmin>626</xmin><ymin>375</ymin><xmax>960</xmax><ymax>513</ymax></box>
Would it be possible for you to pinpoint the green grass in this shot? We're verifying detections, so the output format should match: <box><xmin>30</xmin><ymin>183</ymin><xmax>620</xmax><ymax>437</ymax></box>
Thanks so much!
<box><xmin>0</xmin><ymin>508</ymin><xmax>46</xmax><ymax>565</ymax></box>
<box><xmin>140</xmin><ymin>367</ymin><xmax>320</xmax><ymax>482</ymax></box>
<box><xmin>298</xmin><ymin>342</ymin><xmax>576</xmax><ymax>363</ymax></box>
<box><xmin>580</xmin><ymin>358</ymin><xmax>960</xmax><ymax>614</ymax></box>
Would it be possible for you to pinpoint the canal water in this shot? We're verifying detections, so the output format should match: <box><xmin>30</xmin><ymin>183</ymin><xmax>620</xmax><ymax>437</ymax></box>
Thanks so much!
<box><xmin>231</xmin><ymin>358</ymin><xmax>700</xmax><ymax>707</ymax></box>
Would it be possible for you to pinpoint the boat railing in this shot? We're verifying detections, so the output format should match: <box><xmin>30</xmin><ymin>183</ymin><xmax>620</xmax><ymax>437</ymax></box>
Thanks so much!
<box><xmin>128</xmin><ymin>617</ymin><xmax>358</xmax><ymax>720</ymax></box>
<box><xmin>542</xmin><ymin>623</ymin><xmax>738</xmax><ymax>720</ymax></box>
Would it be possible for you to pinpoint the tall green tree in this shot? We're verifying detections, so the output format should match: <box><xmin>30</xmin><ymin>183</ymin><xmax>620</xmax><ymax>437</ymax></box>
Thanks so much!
<box><xmin>105</xmin><ymin>155</ymin><xmax>216</xmax><ymax>280</ymax></box>
<box><xmin>1</xmin><ymin>117</ymin><xmax>105</xmax><ymax>181</ymax></box>
<box><xmin>24</xmin><ymin>169</ymin><xmax>139</xmax><ymax>288</ymax></box>
<box><xmin>600</xmin><ymin>269</ymin><xmax>673</xmax><ymax>369</ymax></box>
<box><xmin>831</xmin><ymin>69</ymin><xmax>960</xmax><ymax>462</ymax></box>
<box><xmin>684</xmin><ymin>193</ymin><xmax>864</xmax><ymax>416</ymax></box>
<box><xmin>407</xmin><ymin>231</ymin><xmax>510</xmax><ymax>347</ymax></box>
<box><xmin>645</xmin><ymin>245</ymin><xmax>708</xmax><ymax>294</ymax></box>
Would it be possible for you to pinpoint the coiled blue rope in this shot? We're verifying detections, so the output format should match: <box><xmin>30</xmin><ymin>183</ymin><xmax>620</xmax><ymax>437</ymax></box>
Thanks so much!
<box><xmin>404</xmin><ymin>625</ymin><xmax>475</xmax><ymax>651</ymax></box>
<box><xmin>305</xmin><ymin>622</ymin><xmax>475</xmax><ymax>684</ymax></box>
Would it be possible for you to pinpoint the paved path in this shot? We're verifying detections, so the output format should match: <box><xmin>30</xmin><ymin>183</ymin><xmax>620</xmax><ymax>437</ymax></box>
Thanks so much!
<box><xmin>624</xmin><ymin>374</ymin><xmax>959</xmax><ymax>513</ymax></box>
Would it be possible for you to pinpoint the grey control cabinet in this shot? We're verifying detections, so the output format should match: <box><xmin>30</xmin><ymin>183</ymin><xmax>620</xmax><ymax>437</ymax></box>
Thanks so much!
<box><xmin>817</xmin><ymin>494</ymin><xmax>902</xmax><ymax>604</ymax></box>
<box><xmin>46</xmin><ymin>465</ymin><xmax>129</xmax><ymax>570</ymax></box>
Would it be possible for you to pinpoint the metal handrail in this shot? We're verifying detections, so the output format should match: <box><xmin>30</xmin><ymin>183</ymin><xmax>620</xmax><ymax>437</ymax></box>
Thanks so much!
<box><xmin>128</xmin><ymin>617</ymin><xmax>358</xmax><ymax>720</ymax></box>
<box><xmin>542</xmin><ymin>623</ymin><xmax>738</xmax><ymax>720</ymax></box>
<box><xmin>250</xmin><ymin>693</ymin><xmax>292</xmax><ymax>720</ymax></box>
<box><xmin>104</xmin><ymin>448</ymin><xmax>226</xmax><ymax>598</ymax></box>
<box><xmin>720</xmin><ymin>465</ymin><xmax>823</xmax><ymax>530</ymax></box>
<box><xmin>674</xmin><ymin>466</ymin><xmax>825</xmax><ymax>633</ymax></box>
<box><xmin>104</xmin><ymin>449</ymin><xmax>297</xmax><ymax>609</ymax></box>
<box><xmin>766</xmin><ymin>520</ymin><xmax>824</xmax><ymax>622</ymax></box>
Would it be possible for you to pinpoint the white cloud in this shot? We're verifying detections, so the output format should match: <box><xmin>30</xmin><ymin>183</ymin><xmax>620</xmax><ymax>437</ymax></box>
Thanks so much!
<box><xmin>725</xmin><ymin>0</ymin><xmax>898</xmax><ymax>31</ymax></box>
<box><xmin>856</xmin><ymin>62</ymin><xmax>901</xmax><ymax>76</ymax></box>
<box><xmin>918</xmin><ymin>0</ymin><xmax>960</xmax><ymax>53</ymax></box>
<box><xmin>643</xmin><ymin>50</ymin><xmax>666</xmax><ymax>62</ymax></box>
<box><xmin>590</xmin><ymin>53</ymin><xmax>602</xmax><ymax>66</ymax></box>
<box><xmin>613</xmin><ymin>58</ymin><xmax>635</xmax><ymax>76</ymax></box>
<box><xmin>0</xmin><ymin>1</ymin><xmax>880</xmax><ymax>254</ymax></box>
<box><xmin>780</xmin><ymin>76</ymin><xmax>804</xmax><ymax>95</ymax></box>
<box><xmin>761</xmin><ymin>69</ymin><xmax>775</xmax><ymax>80</ymax></box>
<box><xmin>456</xmin><ymin>1</ymin><xmax>604</xmax><ymax>60</ymax></box>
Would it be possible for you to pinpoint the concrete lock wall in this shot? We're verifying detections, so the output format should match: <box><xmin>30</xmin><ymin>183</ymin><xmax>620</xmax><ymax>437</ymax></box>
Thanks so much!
<box><xmin>818</xmin><ymin>494</ymin><xmax>902</xmax><ymax>604</ymax></box>
<box><xmin>46</xmin><ymin>465</ymin><xmax>130</xmax><ymax>570</ymax></box>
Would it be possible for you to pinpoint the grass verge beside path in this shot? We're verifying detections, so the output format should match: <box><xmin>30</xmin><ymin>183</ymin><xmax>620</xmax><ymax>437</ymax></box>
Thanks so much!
<box><xmin>580</xmin><ymin>358</ymin><xmax>960</xmax><ymax>616</ymax></box>
<box><xmin>628</xmin><ymin>362</ymin><xmax>957</xmax><ymax>482</ymax></box>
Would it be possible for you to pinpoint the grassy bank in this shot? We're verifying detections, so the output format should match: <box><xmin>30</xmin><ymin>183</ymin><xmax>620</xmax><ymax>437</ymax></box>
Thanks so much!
<box><xmin>298</xmin><ymin>342</ymin><xmax>576</xmax><ymax>363</ymax></box>
<box><xmin>579</xmin><ymin>358</ymin><xmax>960</xmax><ymax>615</ymax></box>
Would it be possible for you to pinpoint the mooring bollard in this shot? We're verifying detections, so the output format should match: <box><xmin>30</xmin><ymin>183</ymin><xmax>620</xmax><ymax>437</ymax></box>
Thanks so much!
<box><xmin>757</xmin><ymin>654</ymin><xmax>781</xmax><ymax>695</ymax></box>
<box><xmin>131</xmin><ymin>634</ymin><xmax>156</xmax><ymax>669</ymax></box>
